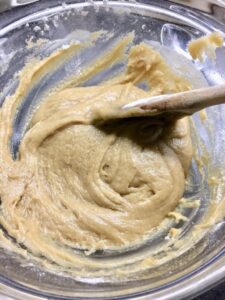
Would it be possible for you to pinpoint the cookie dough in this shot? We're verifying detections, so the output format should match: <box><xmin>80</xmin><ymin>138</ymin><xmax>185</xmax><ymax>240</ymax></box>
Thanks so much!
<box><xmin>188</xmin><ymin>31</ymin><xmax>223</xmax><ymax>61</ymax></box>
<box><xmin>0</xmin><ymin>40</ymin><xmax>192</xmax><ymax>265</ymax></box>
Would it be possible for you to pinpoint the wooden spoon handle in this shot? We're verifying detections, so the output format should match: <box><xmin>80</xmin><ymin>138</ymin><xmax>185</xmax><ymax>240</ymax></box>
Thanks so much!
<box><xmin>123</xmin><ymin>84</ymin><xmax>225</xmax><ymax>117</ymax></box>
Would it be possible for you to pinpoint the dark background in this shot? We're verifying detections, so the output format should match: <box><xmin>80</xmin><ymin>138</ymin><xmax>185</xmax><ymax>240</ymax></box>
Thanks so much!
<box><xmin>194</xmin><ymin>281</ymin><xmax>225</xmax><ymax>299</ymax></box>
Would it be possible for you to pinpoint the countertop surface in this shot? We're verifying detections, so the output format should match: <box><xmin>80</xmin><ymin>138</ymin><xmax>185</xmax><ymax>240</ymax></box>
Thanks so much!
<box><xmin>194</xmin><ymin>281</ymin><xmax>225</xmax><ymax>300</ymax></box>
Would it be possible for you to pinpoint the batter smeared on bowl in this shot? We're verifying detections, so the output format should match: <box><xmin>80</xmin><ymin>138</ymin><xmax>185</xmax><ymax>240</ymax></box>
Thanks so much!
<box><xmin>0</xmin><ymin>36</ymin><xmax>193</xmax><ymax>270</ymax></box>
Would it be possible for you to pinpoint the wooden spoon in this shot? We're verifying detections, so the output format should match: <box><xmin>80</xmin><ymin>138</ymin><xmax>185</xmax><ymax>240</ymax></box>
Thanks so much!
<box><xmin>121</xmin><ymin>84</ymin><xmax>225</xmax><ymax>120</ymax></box>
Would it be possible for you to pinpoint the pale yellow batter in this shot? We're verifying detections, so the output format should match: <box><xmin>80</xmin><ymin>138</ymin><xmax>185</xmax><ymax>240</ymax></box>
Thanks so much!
<box><xmin>188</xmin><ymin>31</ymin><xmax>223</xmax><ymax>61</ymax></box>
<box><xmin>0</xmin><ymin>38</ymin><xmax>193</xmax><ymax>271</ymax></box>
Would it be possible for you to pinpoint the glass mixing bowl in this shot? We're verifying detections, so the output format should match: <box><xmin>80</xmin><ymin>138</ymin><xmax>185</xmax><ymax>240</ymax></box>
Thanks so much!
<box><xmin>1</xmin><ymin>0</ymin><xmax>225</xmax><ymax>299</ymax></box>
